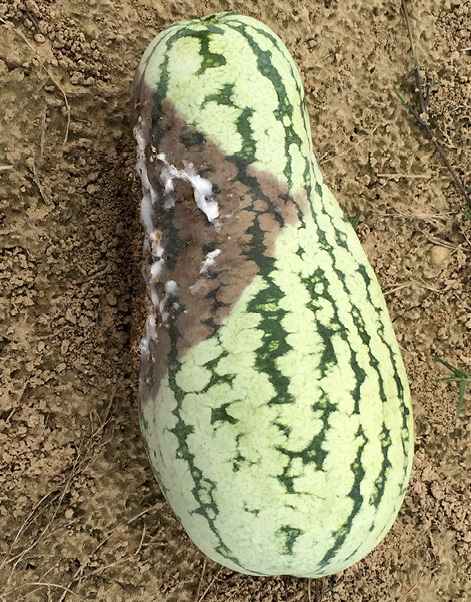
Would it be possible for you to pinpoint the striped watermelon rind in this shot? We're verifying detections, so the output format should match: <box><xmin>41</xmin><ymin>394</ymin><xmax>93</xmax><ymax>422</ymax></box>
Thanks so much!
<box><xmin>131</xmin><ymin>12</ymin><xmax>414</xmax><ymax>577</ymax></box>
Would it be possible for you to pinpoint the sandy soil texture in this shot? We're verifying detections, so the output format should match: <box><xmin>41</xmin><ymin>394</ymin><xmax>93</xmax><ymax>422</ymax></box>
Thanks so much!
<box><xmin>1</xmin><ymin>0</ymin><xmax>470</xmax><ymax>600</ymax></box>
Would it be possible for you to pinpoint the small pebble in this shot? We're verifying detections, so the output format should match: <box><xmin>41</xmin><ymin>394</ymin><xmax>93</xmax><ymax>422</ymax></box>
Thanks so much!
<box><xmin>430</xmin><ymin>245</ymin><xmax>451</xmax><ymax>265</ymax></box>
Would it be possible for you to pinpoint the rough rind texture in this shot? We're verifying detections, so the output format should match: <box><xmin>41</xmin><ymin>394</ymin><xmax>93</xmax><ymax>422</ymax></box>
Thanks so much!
<box><xmin>131</xmin><ymin>12</ymin><xmax>414</xmax><ymax>577</ymax></box>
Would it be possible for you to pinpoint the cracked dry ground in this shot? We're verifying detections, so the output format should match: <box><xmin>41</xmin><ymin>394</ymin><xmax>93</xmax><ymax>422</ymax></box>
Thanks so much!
<box><xmin>1</xmin><ymin>0</ymin><xmax>470</xmax><ymax>601</ymax></box>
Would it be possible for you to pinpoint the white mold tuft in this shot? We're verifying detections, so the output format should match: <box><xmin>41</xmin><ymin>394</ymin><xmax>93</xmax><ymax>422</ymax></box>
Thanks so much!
<box><xmin>149</xmin><ymin>283</ymin><xmax>160</xmax><ymax>311</ymax></box>
<box><xmin>150</xmin><ymin>260</ymin><xmax>164</xmax><ymax>280</ymax></box>
<box><xmin>200</xmin><ymin>249</ymin><xmax>221</xmax><ymax>275</ymax></box>
<box><xmin>156</xmin><ymin>155</ymin><xmax>219</xmax><ymax>224</ymax></box>
<box><xmin>139</xmin><ymin>314</ymin><xmax>158</xmax><ymax>355</ymax></box>
<box><xmin>159</xmin><ymin>297</ymin><xmax>169</xmax><ymax>323</ymax></box>
<box><xmin>182</xmin><ymin>162</ymin><xmax>219</xmax><ymax>223</ymax></box>
<box><xmin>165</xmin><ymin>280</ymin><xmax>177</xmax><ymax>296</ymax></box>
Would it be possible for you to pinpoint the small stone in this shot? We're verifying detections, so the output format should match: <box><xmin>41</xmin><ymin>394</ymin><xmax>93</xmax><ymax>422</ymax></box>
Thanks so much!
<box><xmin>430</xmin><ymin>245</ymin><xmax>452</xmax><ymax>266</ymax></box>
<box><xmin>430</xmin><ymin>482</ymin><xmax>445</xmax><ymax>501</ymax></box>
<box><xmin>64</xmin><ymin>509</ymin><xmax>74</xmax><ymax>519</ymax></box>
<box><xmin>34</xmin><ymin>33</ymin><xmax>46</xmax><ymax>44</ymax></box>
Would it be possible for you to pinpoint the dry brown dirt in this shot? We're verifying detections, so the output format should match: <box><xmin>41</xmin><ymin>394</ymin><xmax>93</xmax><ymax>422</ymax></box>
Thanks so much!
<box><xmin>1</xmin><ymin>0</ymin><xmax>470</xmax><ymax>600</ymax></box>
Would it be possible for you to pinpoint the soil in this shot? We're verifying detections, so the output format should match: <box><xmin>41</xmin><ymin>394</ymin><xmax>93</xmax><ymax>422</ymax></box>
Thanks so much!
<box><xmin>1</xmin><ymin>0</ymin><xmax>470</xmax><ymax>601</ymax></box>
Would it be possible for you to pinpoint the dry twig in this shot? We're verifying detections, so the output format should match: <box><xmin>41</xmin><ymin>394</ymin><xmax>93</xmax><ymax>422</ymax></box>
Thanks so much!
<box><xmin>0</xmin><ymin>17</ymin><xmax>70</xmax><ymax>145</ymax></box>
<box><xmin>2</xmin><ymin>581</ymin><xmax>85</xmax><ymax>600</ymax></box>
<box><xmin>58</xmin><ymin>534</ymin><xmax>112</xmax><ymax>602</ymax></box>
<box><xmin>135</xmin><ymin>524</ymin><xmax>147</xmax><ymax>556</ymax></box>
<box><xmin>40</xmin><ymin>108</ymin><xmax>48</xmax><ymax>165</ymax></box>
<box><xmin>397</xmin><ymin>574</ymin><xmax>426</xmax><ymax>602</ymax></box>
<box><xmin>222</xmin><ymin>583</ymin><xmax>242</xmax><ymax>602</ymax></box>
<box><xmin>193</xmin><ymin>557</ymin><xmax>207</xmax><ymax>602</ymax></box>
<box><xmin>1</xmin><ymin>399</ymin><xmax>114</xmax><ymax>595</ymax></box>
<box><xmin>315</xmin><ymin>579</ymin><xmax>323</xmax><ymax>602</ymax></box>
<box><xmin>126</xmin><ymin>501</ymin><xmax>165</xmax><ymax>525</ymax></box>
<box><xmin>377</xmin><ymin>172</ymin><xmax>432</xmax><ymax>179</ymax></box>
<box><xmin>399</xmin><ymin>0</ymin><xmax>471</xmax><ymax>209</ymax></box>
<box><xmin>27</xmin><ymin>154</ymin><xmax>51</xmax><ymax>205</ymax></box>
<box><xmin>197</xmin><ymin>567</ymin><xmax>223</xmax><ymax>602</ymax></box>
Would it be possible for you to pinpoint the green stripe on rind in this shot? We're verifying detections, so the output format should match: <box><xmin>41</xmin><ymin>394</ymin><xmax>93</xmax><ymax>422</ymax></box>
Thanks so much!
<box><xmin>137</xmin><ymin>12</ymin><xmax>413</xmax><ymax>577</ymax></box>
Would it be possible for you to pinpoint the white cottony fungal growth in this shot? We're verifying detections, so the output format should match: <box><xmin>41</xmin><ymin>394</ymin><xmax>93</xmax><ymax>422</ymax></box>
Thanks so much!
<box><xmin>160</xmin><ymin>164</ymin><xmax>177</xmax><ymax>209</ymax></box>
<box><xmin>135</xmin><ymin>120</ymin><xmax>159</xmax><ymax>236</ymax></box>
<box><xmin>156</xmin><ymin>281</ymin><xmax>178</xmax><ymax>324</ymax></box>
<box><xmin>136</xmin><ymin>162</ymin><xmax>154</xmax><ymax>234</ymax></box>
<box><xmin>134</xmin><ymin>118</ymin><xmax>170</xmax><ymax>351</ymax></box>
<box><xmin>149</xmin><ymin>230</ymin><xmax>165</xmax><ymax>280</ymax></box>
<box><xmin>159</xmin><ymin>297</ymin><xmax>169</xmax><ymax>323</ymax></box>
<box><xmin>165</xmin><ymin>280</ymin><xmax>177</xmax><ymax>295</ymax></box>
<box><xmin>156</xmin><ymin>154</ymin><xmax>219</xmax><ymax>223</ymax></box>
<box><xmin>140</xmin><ymin>189</ymin><xmax>153</xmax><ymax>235</ymax></box>
<box><xmin>139</xmin><ymin>336</ymin><xmax>149</xmax><ymax>354</ymax></box>
<box><xmin>139</xmin><ymin>314</ymin><xmax>158</xmax><ymax>355</ymax></box>
<box><xmin>189</xmin><ymin>250</ymin><xmax>222</xmax><ymax>294</ymax></box>
<box><xmin>160</xmin><ymin>164</ymin><xmax>178</xmax><ymax>193</ymax></box>
<box><xmin>200</xmin><ymin>249</ymin><xmax>221</xmax><ymax>274</ymax></box>
<box><xmin>182</xmin><ymin>162</ymin><xmax>219</xmax><ymax>223</ymax></box>
<box><xmin>150</xmin><ymin>260</ymin><xmax>164</xmax><ymax>280</ymax></box>
<box><xmin>149</xmin><ymin>283</ymin><xmax>160</xmax><ymax>312</ymax></box>
<box><xmin>135</xmin><ymin>129</ymin><xmax>188</xmax><ymax>346</ymax></box>
<box><xmin>149</xmin><ymin>230</ymin><xmax>165</xmax><ymax>260</ymax></box>
<box><xmin>147</xmin><ymin>314</ymin><xmax>157</xmax><ymax>339</ymax></box>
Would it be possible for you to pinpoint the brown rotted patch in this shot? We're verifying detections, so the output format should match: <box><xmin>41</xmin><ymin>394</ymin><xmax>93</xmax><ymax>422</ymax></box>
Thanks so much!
<box><xmin>133</xmin><ymin>78</ymin><xmax>307</xmax><ymax>404</ymax></box>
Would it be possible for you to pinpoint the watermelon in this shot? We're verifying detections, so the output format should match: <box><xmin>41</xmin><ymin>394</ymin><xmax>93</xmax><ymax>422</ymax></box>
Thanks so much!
<box><xmin>131</xmin><ymin>12</ymin><xmax>414</xmax><ymax>577</ymax></box>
